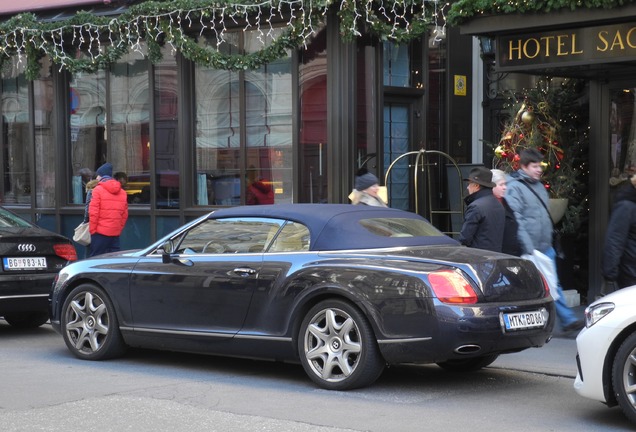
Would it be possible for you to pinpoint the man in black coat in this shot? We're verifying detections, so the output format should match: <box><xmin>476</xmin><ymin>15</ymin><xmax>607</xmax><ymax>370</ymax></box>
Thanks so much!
<box><xmin>602</xmin><ymin>175</ymin><xmax>636</xmax><ymax>289</ymax></box>
<box><xmin>459</xmin><ymin>166</ymin><xmax>505</xmax><ymax>252</ymax></box>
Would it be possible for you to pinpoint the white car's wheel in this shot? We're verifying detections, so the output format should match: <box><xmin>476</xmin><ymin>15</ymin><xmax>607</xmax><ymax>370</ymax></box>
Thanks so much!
<box><xmin>298</xmin><ymin>299</ymin><xmax>385</xmax><ymax>390</ymax></box>
<box><xmin>61</xmin><ymin>284</ymin><xmax>126</xmax><ymax>360</ymax></box>
<box><xmin>612</xmin><ymin>332</ymin><xmax>636</xmax><ymax>424</ymax></box>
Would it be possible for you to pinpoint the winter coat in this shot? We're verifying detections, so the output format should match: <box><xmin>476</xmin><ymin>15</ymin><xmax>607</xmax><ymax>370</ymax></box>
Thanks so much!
<box><xmin>89</xmin><ymin>178</ymin><xmax>128</xmax><ymax>237</ymax></box>
<box><xmin>351</xmin><ymin>190</ymin><xmax>387</xmax><ymax>207</ymax></box>
<box><xmin>459</xmin><ymin>187</ymin><xmax>505</xmax><ymax>252</ymax></box>
<box><xmin>246</xmin><ymin>180</ymin><xmax>274</xmax><ymax>205</ymax></box>
<box><xmin>500</xmin><ymin>197</ymin><xmax>522</xmax><ymax>256</ymax></box>
<box><xmin>505</xmin><ymin>170</ymin><xmax>553</xmax><ymax>255</ymax></box>
<box><xmin>602</xmin><ymin>182</ymin><xmax>636</xmax><ymax>288</ymax></box>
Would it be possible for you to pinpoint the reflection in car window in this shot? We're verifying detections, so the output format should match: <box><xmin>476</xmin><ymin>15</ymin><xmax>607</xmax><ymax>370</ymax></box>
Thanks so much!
<box><xmin>0</xmin><ymin>208</ymin><xmax>32</xmax><ymax>228</ymax></box>
<box><xmin>268</xmin><ymin>221</ymin><xmax>310</xmax><ymax>252</ymax></box>
<box><xmin>176</xmin><ymin>217</ymin><xmax>284</xmax><ymax>254</ymax></box>
<box><xmin>358</xmin><ymin>218</ymin><xmax>444</xmax><ymax>237</ymax></box>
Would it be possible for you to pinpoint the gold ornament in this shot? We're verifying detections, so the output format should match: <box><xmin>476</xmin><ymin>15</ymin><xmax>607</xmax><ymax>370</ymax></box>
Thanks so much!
<box><xmin>521</xmin><ymin>111</ymin><xmax>535</xmax><ymax>124</ymax></box>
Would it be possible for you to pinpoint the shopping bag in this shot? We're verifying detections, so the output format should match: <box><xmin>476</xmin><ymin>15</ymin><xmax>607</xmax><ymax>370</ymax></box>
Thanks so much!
<box><xmin>522</xmin><ymin>249</ymin><xmax>560</xmax><ymax>300</ymax></box>
<box><xmin>73</xmin><ymin>222</ymin><xmax>91</xmax><ymax>246</ymax></box>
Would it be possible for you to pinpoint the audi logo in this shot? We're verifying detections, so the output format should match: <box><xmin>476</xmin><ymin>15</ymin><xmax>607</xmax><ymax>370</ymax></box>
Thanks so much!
<box><xmin>17</xmin><ymin>244</ymin><xmax>36</xmax><ymax>252</ymax></box>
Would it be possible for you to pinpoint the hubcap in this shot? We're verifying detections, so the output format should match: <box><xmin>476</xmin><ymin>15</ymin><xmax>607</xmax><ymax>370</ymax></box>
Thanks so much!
<box><xmin>64</xmin><ymin>291</ymin><xmax>109</xmax><ymax>354</ymax></box>
<box><xmin>622</xmin><ymin>349</ymin><xmax>636</xmax><ymax>408</ymax></box>
<box><xmin>303</xmin><ymin>308</ymin><xmax>361</xmax><ymax>383</ymax></box>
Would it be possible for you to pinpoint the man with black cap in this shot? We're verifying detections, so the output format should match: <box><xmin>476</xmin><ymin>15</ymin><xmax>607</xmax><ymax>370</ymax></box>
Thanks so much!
<box><xmin>88</xmin><ymin>162</ymin><xmax>128</xmax><ymax>256</ymax></box>
<box><xmin>459</xmin><ymin>166</ymin><xmax>505</xmax><ymax>252</ymax></box>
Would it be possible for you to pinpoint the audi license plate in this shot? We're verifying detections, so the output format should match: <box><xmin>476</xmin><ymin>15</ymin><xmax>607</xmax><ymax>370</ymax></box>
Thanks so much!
<box><xmin>3</xmin><ymin>257</ymin><xmax>47</xmax><ymax>270</ymax></box>
<box><xmin>502</xmin><ymin>309</ymin><xmax>547</xmax><ymax>331</ymax></box>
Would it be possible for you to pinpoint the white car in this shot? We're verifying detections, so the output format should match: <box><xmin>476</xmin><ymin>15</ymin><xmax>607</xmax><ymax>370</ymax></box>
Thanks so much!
<box><xmin>574</xmin><ymin>285</ymin><xmax>636</xmax><ymax>424</ymax></box>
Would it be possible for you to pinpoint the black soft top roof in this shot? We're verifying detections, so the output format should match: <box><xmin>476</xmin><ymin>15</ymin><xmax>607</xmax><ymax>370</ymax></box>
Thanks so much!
<box><xmin>210</xmin><ymin>204</ymin><xmax>459</xmax><ymax>251</ymax></box>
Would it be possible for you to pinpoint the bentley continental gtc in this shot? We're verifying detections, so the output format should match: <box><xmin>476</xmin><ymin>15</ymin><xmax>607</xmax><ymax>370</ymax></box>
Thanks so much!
<box><xmin>49</xmin><ymin>204</ymin><xmax>555</xmax><ymax>390</ymax></box>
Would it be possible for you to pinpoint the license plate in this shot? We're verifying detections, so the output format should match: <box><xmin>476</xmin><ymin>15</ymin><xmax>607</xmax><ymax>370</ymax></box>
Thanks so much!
<box><xmin>502</xmin><ymin>309</ymin><xmax>547</xmax><ymax>331</ymax></box>
<box><xmin>3</xmin><ymin>257</ymin><xmax>47</xmax><ymax>270</ymax></box>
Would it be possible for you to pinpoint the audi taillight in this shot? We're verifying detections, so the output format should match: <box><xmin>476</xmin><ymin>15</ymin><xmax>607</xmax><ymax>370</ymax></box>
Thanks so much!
<box><xmin>428</xmin><ymin>270</ymin><xmax>478</xmax><ymax>304</ymax></box>
<box><xmin>54</xmin><ymin>244</ymin><xmax>78</xmax><ymax>262</ymax></box>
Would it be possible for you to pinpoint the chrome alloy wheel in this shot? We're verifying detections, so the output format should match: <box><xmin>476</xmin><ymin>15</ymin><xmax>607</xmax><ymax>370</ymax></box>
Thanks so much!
<box><xmin>64</xmin><ymin>290</ymin><xmax>110</xmax><ymax>355</ymax></box>
<box><xmin>619</xmin><ymin>346</ymin><xmax>636</xmax><ymax>408</ymax></box>
<box><xmin>302</xmin><ymin>307</ymin><xmax>362</xmax><ymax>383</ymax></box>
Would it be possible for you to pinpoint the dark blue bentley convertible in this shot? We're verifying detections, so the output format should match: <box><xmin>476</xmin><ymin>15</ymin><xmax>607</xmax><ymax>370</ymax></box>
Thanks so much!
<box><xmin>49</xmin><ymin>204</ymin><xmax>555</xmax><ymax>390</ymax></box>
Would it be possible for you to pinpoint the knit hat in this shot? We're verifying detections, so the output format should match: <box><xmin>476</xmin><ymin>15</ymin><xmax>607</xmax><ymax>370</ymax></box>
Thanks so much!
<box><xmin>355</xmin><ymin>172</ymin><xmax>379</xmax><ymax>191</ymax></box>
<box><xmin>463</xmin><ymin>166</ymin><xmax>495</xmax><ymax>188</ymax></box>
<box><xmin>96</xmin><ymin>162</ymin><xmax>113</xmax><ymax>178</ymax></box>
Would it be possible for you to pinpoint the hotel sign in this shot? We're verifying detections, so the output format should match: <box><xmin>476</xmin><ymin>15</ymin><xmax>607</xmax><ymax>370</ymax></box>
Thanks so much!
<box><xmin>497</xmin><ymin>22</ymin><xmax>636</xmax><ymax>70</ymax></box>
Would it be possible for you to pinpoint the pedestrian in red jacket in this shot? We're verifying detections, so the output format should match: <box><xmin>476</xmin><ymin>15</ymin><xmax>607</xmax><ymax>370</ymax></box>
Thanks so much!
<box><xmin>88</xmin><ymin>162</ymin><xmax>128</xmax><ymax>256</ymax></box>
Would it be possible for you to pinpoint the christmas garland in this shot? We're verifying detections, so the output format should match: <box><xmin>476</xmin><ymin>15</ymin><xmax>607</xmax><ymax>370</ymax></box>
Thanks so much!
<box><xmin>0</xmin><ymin>0</ymin><xmax>445</xmax><ymax>80</ymax></box>
<box><xmin>448</xmin><ymin>0</ymin><xmax>636</xmax><ymax>26</ymax></box>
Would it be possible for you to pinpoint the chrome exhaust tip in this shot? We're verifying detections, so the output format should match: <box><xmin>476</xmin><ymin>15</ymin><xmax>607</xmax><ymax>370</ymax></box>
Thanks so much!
<box><xmin>454</xmin><ymin>344</ymin><xmax>482</xmax><ymax>355</ymax></box>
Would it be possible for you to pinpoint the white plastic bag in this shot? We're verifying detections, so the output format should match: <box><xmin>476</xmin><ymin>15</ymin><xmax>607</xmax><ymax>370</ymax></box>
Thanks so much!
<box><xmin>522</xmin><ymin>249</ymin><xmax>560</xmax><ymax>300</ymax></box>
<box><xmin>73</xmin><ymin>222</ymin><xmax>91</xmax><ymax>246</ymax></box>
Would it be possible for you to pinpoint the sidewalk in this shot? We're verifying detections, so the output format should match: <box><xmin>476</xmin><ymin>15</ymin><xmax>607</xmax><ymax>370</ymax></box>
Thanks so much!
<box><xmin>490</xmin><ymin>304</ymin><xmax>586</xmax><ymax>378</ymax></box>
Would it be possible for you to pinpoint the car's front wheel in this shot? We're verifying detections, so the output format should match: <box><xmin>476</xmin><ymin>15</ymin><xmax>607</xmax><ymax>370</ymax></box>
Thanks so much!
<box><xmin>3</xmin><ymin>311</ymin><xmax>49</xmax><ymax>328</ymax></box>
<box><xmin>298</xmin><ymin>299</ymin><xmax>385</xmax><ymax>390</ymax></box>
<box><xmin>61</xmin><ymin>284</ymin><xmax>126</xmax><ymax>360</ymax></box>
<box><xmin>612</xmin><ymin>332</ymin><xmax>636</xmax><ymax>424</ymax></box>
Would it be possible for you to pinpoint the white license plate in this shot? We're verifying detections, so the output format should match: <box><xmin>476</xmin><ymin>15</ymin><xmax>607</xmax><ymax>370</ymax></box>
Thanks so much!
<box><xmin>3</xmin><ymin>257</ymin><xmax>47</xmax><ymax>270</ymax></box>
<box><xmin>502</xmin><ymin>309</ymin><xmax>547</xmax><ymax>331</ymax></box>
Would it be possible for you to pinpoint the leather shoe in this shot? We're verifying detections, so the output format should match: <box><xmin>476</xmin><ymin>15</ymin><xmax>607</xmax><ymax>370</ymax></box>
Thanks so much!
<box><xmin>563</xmin><ymin>319</ymin><xmax>584</xmax><ymax>332</ymax></box>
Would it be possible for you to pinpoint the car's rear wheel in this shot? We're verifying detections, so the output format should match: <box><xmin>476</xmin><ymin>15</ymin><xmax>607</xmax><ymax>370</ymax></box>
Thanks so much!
<box><xmin>298</xmin><ymin>299</ymin><xmax>385</xmax><ymax>390</ymax></box>
<box><xmin>436</xmin><ymin>354</ymin><xmax>500</xmax><ymax>372</ymax></box>
<box><xmin>61</xmin><ymin>284</ymin><xmax>126</xmax><ymax>360</ymax></box>
<box><xmin>612</xmin><ymin>332</ymin><xmax>636</xmax><ymax>424</ymax></box>
<box><xmin>3</xmin><ymin>311</ymin><xmax>49</xmax><ymax>328</ymax></box>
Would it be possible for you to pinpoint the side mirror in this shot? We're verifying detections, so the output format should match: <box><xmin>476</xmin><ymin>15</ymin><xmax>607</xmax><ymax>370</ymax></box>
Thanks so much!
<box><xmin>160</xmin><ymin>240</ymin><xmax>175</xmax><ymax>264</ymax></box>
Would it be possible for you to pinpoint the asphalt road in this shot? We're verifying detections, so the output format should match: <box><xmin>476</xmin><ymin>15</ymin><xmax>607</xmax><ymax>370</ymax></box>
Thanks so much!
<box><xmin>0</xmin><ymin>320</ymin><xmax>632</xmax><ymax>432</ymax></box>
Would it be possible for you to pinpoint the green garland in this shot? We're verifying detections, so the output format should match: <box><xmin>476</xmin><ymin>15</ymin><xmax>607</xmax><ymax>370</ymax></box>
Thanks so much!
<box><xmin>448</xmin><ymin>0</ymin><xmax>636</xmax><ymax>26</ymax></box>
<box><xmin>0</xmin><ymin>0</ymin><xmax>442</xmax><ymax>79</ymax></box>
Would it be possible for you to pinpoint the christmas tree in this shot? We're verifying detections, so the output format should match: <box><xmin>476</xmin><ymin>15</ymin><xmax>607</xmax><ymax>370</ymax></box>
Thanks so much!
<box><xmin>492</xmin><ymin>78</ymin><xmax>588</xmax><ymax>235</ymax></box>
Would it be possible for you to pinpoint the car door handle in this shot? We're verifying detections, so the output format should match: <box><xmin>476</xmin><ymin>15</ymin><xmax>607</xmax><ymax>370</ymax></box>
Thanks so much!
<box><xmin>233</xmin><ymin>267</ymin><xmax>257</xmax><ymax>276</ymax></box>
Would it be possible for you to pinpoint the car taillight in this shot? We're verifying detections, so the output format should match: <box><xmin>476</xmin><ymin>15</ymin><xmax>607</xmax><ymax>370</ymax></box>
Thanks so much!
<box><xmin>539</xmin><ymin>273</ymin><xmax>551</xmax><ymax>298</ymax></box>
<box><xmin>428</xmin><ymin>270</ymin><xmax>478</xmax><ymax>304</ymax></box>
<box><xmin>54</xmin><ymin>244</ymin><xmax>78</xmax><ymax>262</ymax></box>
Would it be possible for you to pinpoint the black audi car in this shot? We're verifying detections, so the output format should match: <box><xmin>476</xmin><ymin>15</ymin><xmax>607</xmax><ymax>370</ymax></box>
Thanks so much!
<box><xmin>49</xmin><ymin>204</ymin><xmax>554</xmax><ymax>390</ymax></box>
<box><xmin>0</xmin><ymin>207</ymin><xmax>77</xmax><ymax>328</ymax></box>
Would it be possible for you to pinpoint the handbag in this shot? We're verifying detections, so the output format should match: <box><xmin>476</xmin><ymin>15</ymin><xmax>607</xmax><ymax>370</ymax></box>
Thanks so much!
<box><xmin>73</xmin><ymin>222</ymin><xmax>91</xmax><ymax>246</ymax></box>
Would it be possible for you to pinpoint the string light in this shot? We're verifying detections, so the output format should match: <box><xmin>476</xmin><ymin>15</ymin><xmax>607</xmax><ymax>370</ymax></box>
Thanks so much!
<box><xmin>0</xmin><ymin>0</ymin><xmax>445</xmax><ymax>79</ymax></box>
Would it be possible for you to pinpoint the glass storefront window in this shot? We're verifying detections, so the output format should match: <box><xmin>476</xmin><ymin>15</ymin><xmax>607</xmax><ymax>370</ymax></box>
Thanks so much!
<box><xmin>1</xmin><ymin>58</ymin><xmax>31</xmax><ymax>205</ymax></box>
<box><xmin>154</xmin><ymin>45</ymin><xmax>179</xmax><ymax>209</ymax></box>
<box><xmin>195</xmin><ymin>29</ymin><xmax>292</xmax><ymax>206</ymax></box>
<box><xmin>245</xmin><ymin>29</ymin><xmax>293</xmax><ymax>205</ymax></box>
<box><xmin>34</xmin><ymin>57</ymin><xmax>56</xmax><ymax>208</ymax></box>
<box><xmin>299</xmin><ymin>27</ymin><xmax>328</xmax><ymax>203</ymax></box>
<box><xmin>195</xmin><ymin>33</ymin><xmax>240</xmax><ymax>206</ymax></box>
<box><xmin>69</xmin><ymin>69</ymin><xmax>107</xmax><ymax>204</ymax></box>
<box><xmin>110</xmin><ymin>48</ymin><xmax>150</xmax><ymax>206</ymax></box>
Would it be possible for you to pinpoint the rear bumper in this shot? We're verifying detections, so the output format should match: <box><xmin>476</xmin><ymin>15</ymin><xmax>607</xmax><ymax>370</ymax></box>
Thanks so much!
<box><xmin>0</xmin><ymin>273</ymin><xmax>55</xmax><ymax>314</ymax></box>
<box><xmin>377</xmin><ymin>300</ymin><xmax>556</xmax><ymax>364</ymax></box>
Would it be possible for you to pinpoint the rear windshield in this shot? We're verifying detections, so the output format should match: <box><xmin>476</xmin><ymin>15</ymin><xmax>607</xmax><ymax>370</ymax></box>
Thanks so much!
<box><xmin>0</xmin><ymin>208</ymin><xmax>33</xmax><ymax>228</ymax></box>
<box><xmin>358</xmin><ymin>218</ymin><xmax>444</xmax><ymax>238</ymax></box>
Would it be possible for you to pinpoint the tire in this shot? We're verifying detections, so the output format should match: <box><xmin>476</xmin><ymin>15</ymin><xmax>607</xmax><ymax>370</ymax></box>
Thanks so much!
<box><xmin>298</xmin><ymin>299</ymin><xmax>385</xmax><ymax>390</ymax></box>
<box><xmin>612</xmin><ymin>332</ymin><xmax>636</xmax><ymax>424</ymax></box>
<box><xmin>3</xmin><ymin>312</ymin><xmax>49</xmax><ymax>328</ymax></box>
<box><xmin>61</xmin><ymin>284</ymin><xmax>126</xmax><ymax>361</ymax></box>
<box><xmin>436</xmin><ymin>354</ymin><xmax>500</xmax><ymax>372</ymax></box>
